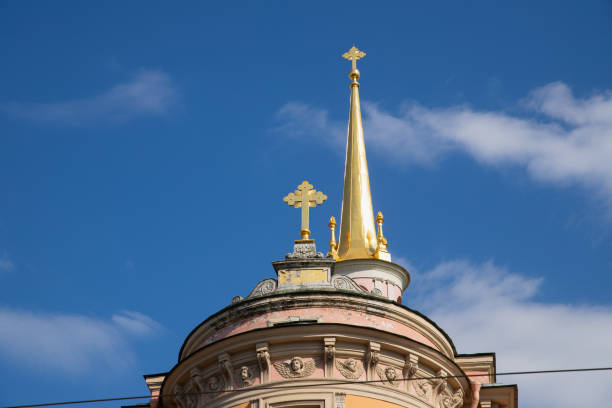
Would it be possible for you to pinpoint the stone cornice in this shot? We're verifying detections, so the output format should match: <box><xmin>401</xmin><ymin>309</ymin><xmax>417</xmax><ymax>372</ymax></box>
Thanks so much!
<box><xmin>179</xmin><ymin>291</ymin><xmax>457</xmax><ymax>361</ymax></box>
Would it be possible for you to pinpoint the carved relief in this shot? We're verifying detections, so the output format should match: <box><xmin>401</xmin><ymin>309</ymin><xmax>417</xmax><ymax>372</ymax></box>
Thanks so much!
<box><xmin>218</xmin><ymin>353</ymin><xmax>234</xmax><ymax>391</ymax></box>
<box><xmin>256</xmin><ymin>343</ymin><xmax>271</xmax><ymax>383</ymax></box>
<box><xmin>273</xmin><ymin>356</ymin><xmax>316</xmax><ymax>378</ymax></box>
<box><xmin>324</xmin><ymin>337</ymin><xmax>336</xmax><ymax>378</ymax></box>
<box><xmin>438</xmin><ymin>388</ymin><xmax>464</xmax><ymax>408</ymax></box>
<box><xmin>239</xmin><ymin>366</ymin><xmax>255</xmax><ymax>387</ymax></box>
<box><xmin>376</xmin><ymin>366</ymin><xmax>400</xmax><ymax>387</ymax></box>
<box><xmin>248</xmin><ymin>278</ymin><xmax>278</xmax><ymax>298</ymax></box>
<box><xmin>403</xmin><ymin>354</ymin><xmax>419</xmax><ymax>394</ymax></box>
<box><xmin>335</xmin><ymin>358</ymin><xmax>364</xmax><ymax>379</ymax></box>
<box><xmin>331</xmin><ymin>276</ymin><xmax>367</xmax><ymax>293</ymax></box>
<box><xmin>365</xmin><ymin>342</ymin><xmax>380</xmax><ymax>381</ymax></box>
<box><xmin>286</xmin><ymin>241</ymin><xmax>324</xmax><ymax>259</ymax></box>
<box><xmin>415</xmin><ymin>379</ymin><xmax>435</xmax><ymax>401</ymax></box>
<box><xmin>434</xmin><ymin>370</ymin><xmax>464</xmax><ymax>408</ymax></box>
<box><xmin>207</xmin><ymin>375</ymin><xmax>221</xmax><ymax>391</ymax></box>
<box><xmin>174</xmin><ymin>382</ymin><xmax>198</xmax><ymax>408</ymax></box>
<box><xmin>189</xmin><ymin>368</ymin><xmax>206</xmax><ymax>393</ymax></box>
<box><xmin>370</xmin><ymin>287</ymin><xmax>383</xmax><ymax>296</ymax></box>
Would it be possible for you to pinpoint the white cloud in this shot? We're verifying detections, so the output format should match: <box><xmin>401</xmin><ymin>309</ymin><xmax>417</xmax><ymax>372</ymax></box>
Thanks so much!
<box><xmin>3</xmin><ymin>70</ymin><xmax>177</xmax><ymax>124</ymax></box>
<box><xmin>275</xmin><ymin>82</ymin><xmax>612</xmax><ymax>204</ymax></box>
<box><xmin>0</xmin><ymin>308</ymin><xmax>161</xmax><ymax>374</ymax></box>
<box><xmin>112</xmin><ymin>310</ymin><xmax>162</xmax><ymax>336</ymax></box>
<box><xmin>0</xmin><ymin>253</ymin><xmax>14</xmax><ymax>274</ymax></box>
<box><xmin>409</xmin><ymin>260</ymin><xmax>612</xmax><ymax>408</ymax></box>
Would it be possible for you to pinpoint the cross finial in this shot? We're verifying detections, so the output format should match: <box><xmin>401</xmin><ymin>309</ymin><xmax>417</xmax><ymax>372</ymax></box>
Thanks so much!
<box><xmin>342</xmin><ymin>46</ymin><xmax>366</xmax><ymax>71</ymax></box>
<box><xmin>283</xmin><ymin>181</ymin><xmax>327</xmax><ymax>241</ymax></box>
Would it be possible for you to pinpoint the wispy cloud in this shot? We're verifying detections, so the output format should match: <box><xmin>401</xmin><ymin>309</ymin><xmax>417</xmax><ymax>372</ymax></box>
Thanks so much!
<box><xmin>0</xmin><ymin>308</ymin><xmax>162</xmax><ymax>373</ymax></box>
<box><xmin>409</xmin><ymin>259</ymin><xmax>612</xmax><ymax>408</ymax></box>
<box><xmin>275</xmin><ymin>82</ymin><xmax>612</xmax><ymax>204</ymax></box>
<box><xmin>3</xmin><ymin>70</ymin><xmax>177</xmax><ymax>125</ymax></box>
<box><xmin>0</xmin><ymin>253</ymin><xmax>14</xmax><ymax>274</ymax></box>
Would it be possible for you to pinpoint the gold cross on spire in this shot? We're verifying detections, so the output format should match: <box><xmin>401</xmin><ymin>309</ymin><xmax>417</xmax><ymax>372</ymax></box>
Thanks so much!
<box><xmin>342</xmin><ymin>46</ymin><xmax>366</xmax><ymax>71</ymax></box>
<box><xmin>283</xmin><ymin>181</ymin><xmax>327</xmax><ymax>241</ymax></box>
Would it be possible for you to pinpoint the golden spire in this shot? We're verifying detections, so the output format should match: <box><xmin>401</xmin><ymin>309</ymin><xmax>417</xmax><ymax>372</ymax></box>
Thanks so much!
<box><xmin>337</xmin><ymin>46</ymin><xmax>378</xmax><ymax>260</ymax></box>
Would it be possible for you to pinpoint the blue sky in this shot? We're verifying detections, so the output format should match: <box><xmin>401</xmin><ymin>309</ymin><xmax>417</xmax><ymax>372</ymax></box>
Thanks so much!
<box><xmin>1</xmin><ymin>1</ymin><xmax>612</xmax><ymax>407</ymax></box>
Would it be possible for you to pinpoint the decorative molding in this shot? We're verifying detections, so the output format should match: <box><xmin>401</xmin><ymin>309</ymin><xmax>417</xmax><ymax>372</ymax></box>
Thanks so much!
<box><xmin>330</xmin><ymin>275</ymin><xmax>368</xmax><ymax>293</ymax></box>
<box><xmin>335</xmin><ymin>392</ymin><xmax>346</xmax><ymax>408</ymax></box>
<box><xmin>434</xmin><ymin>369</ymin><xmax>464</xmax><ymax>408</ymax></box>
<box><xmin>324</xmin><ymin>337</ymin><xmax>336</xmax><ymax>378</ymax></box>
<box><xmin>218</xmin><ymin>353</ymin><xmax>234</xmax><ymax>391</ymax></box>
<box><xmin>273</xmin><ymin>356</ymin><xmax>316</xmax><ymax>378</ymax></box>
<box><xmin>403</xmin><ymin>353</ymin><xmax>419</xmax><ymax>394</ymax></box>
<box><xmin>256</xmin><ymin>343</ymin><xmax>271</xmax><ymax>383</ymax></box>
<box><xmin>371</xmin><ymin>287</ymin><xmax>384</xmax><ymax>296</ymax></box>
<box><xmin>189</xmin><ymin>367</ymin><xmax>206</xmax><ymax>394</ymax></box>
<box><xmin>174</xmin><ymin>382</ymin><xmax>198</xmax><ymax>408</ymax></box>
<box><xmin>415</xmin><ymin>378</ymin><xmax>435</xmax><ymax>401</ymax></box>
<box><xmin>335</xmin><ymin>357</ymin><xmax>364</xmax><ymax>379</ymax></box>
<box><xmin>286</xmin><ymin>240</ymin><xmax>324</xmax><ymax>259</ymax></box>
<box><xmin>165</xmin><ymin>327</ymin><xmax>471</xmax><ymax>408</ymax></box>
<box><xmin>247</xmin><ymin>278</ymin><xmax>278</xmax><ymax>298</ymax></box>
<box><xmin>366</xmin><ymin>341</ymin><xmax>380</xmax><ymax>381</ymax></box>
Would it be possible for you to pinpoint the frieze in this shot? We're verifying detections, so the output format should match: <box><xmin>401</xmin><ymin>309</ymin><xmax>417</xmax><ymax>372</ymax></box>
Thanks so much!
<box><xmin>273</xmin><ymin>356</ymin><xmax>316</xmax><ymax>378</ymax></box>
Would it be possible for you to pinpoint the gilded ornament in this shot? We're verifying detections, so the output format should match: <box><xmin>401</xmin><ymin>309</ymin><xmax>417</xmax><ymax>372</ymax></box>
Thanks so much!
<box><xmin>283</xmin><ymin>181</ymin><xmax>327</xmax><ymax>241</ymax></box>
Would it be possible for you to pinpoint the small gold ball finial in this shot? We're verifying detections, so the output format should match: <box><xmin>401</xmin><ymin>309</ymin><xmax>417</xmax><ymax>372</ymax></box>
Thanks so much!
<box><xmin>374</xmin><ymin>210</ymin><xmax>391</xmax><ymax>261</ymax></box>
<box><xmin>327</xmin><ymin>216</ymin><xmax>339</xmax><ymax>260</ymax></box>
<box><xmin>328</xmin><ymin>216</ymin><xmax>337</xmax><ymax>228</ymax></box>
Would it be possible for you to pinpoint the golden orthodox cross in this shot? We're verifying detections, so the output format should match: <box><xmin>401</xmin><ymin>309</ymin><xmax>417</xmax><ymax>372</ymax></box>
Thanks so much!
<box><xmin>283</xmin><ymin>181</ymin><xmax>327</xmax><ymax>241</ymax></box>
<box><xmin>342</xmin><ymin>46</ymin><xmax>366</xmax><ymax>70</ymax></box>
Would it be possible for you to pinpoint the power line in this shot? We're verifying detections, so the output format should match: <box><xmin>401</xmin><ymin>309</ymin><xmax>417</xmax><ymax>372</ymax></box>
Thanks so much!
<box><xmin>3</xmin><ymin>366</ymin><xmax>612</xmax><ymax>408</ymax></box>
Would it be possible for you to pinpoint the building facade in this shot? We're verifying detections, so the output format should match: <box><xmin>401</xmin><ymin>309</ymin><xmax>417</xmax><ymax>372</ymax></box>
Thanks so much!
<box><xmin>137</xmin><ymin>47</ymin><xmax>517</xmax><ymax>408</ymax></box>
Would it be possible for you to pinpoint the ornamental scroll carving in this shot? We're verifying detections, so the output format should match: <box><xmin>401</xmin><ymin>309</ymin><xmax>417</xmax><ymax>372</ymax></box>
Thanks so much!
<box><xmin>335</xmin><ymin>358</ymin><xmax>364</xmax><ymax>379</ymax></box>
<box><xmin>415</xmin><ymin>378</ymin><xmax>435</xmax><ymax>401</ymax></box>
<box><xmin>324</xmin><ymin>337</ymin><xmax>336</xmax><ymax>378</ymax></box>
<box><xmin>256</xmin><ymin>343</ymin><xmax>271</xmax><ymax>383</ymax></box>
<box><xmin>403</xmin><ymin>354</ymin><xmax>419</xmax><ymax>394</ymax></box>
<box><xmin>247</xmin><ymin>278</ymin><xmax>278</xmax><ymax>298</ymax></box>
<box><xmin>273</xmin><ymin>356</ymin><xmax>316</xmax><ymax>378</ymax></box>
<box><xmin>434</xmin><ymin>369</ymin><xmax>464</xmax><ymax>408</ymax></box>
<box><xmin>218</xmin><ymin>353</ymin><xmax>234</xmax><ymax>391</ymax></box>
<box><xmin>174</xmin><ymin>382</ymin><xmax>198</xmax><ymax>408</ymax></box>
<box><xmin>331</xmin><ymin>276</ymin><xmax>368</xmax><ymax>293</ymax></box>
<box><xmin>174</xmin><ymin>368</ymin><xmax>212</xmax><ymax>408</ymax></box>
<box><xmin>365</xmin><ymin>342</ymin><xmax>380</xmax><ymax>381</ymax></box>
<box><xmin>438</xmin><ymin>388</ymin><xmax>464</xmax><ymax>408</ymax></box>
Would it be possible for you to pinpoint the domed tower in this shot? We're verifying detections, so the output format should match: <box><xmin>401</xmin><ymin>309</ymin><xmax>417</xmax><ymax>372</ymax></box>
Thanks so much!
<box><xmin>138</xmin><ymin>47</ymin><xmax>518</xmax><ymax>408</ymax></box>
